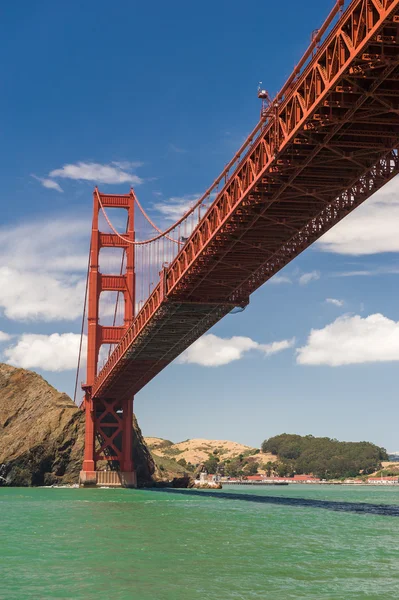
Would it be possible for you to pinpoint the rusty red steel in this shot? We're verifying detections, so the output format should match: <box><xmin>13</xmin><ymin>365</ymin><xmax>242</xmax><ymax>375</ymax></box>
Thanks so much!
<box><xmin>81</xmin><ymin>0</ymin><xmax>399</xmax><ymax>480</ymax></box>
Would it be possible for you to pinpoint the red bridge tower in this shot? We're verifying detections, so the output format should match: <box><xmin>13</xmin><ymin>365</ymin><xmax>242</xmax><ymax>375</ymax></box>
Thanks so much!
<box><xmin>80</xmin><ymin>188</ymin><xmax>136</xmax><ymax>487</ymax></box>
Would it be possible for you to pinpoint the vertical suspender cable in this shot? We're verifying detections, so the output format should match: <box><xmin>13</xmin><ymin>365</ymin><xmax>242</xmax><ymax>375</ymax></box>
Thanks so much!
<box><xmin>108</xmin><ymin>214</ymin><xmax>129</xmax><ymax>359</ymax></box>
<box><xmin>73</xmin><ymin>238</ymin><xmax>91</xmax><ymax>405</ymax></box>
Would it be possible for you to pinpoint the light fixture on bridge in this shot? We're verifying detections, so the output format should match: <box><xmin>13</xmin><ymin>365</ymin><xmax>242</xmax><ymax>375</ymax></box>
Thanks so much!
<box><xmin>257</xmin><ymin>82</ymin><xmax>272</xmax><ymax>119</ymax></box>
<box><xmin>229</xmin><ymin>306</ymin><xmax>247</xmax><ymax>315</ymax></box>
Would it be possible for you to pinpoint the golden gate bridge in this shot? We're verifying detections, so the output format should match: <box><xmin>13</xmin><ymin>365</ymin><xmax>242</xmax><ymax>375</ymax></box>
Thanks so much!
<box><xmin>77</xmin><ymin>0</ymin><xmax>399</xmax><ymax>486</ymax></box>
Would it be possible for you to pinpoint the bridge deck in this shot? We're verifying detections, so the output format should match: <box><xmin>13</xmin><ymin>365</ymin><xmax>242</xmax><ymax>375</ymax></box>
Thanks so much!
<box><xmin>93</xmin><ymin>0</ymin><xmax>399</xmax><ymax>400</ymax></box>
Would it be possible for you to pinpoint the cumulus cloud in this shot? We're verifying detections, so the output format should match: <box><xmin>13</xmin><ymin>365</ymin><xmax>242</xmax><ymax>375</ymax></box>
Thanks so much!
<box><xmin>0</xmin><ymin>212</ymin><xmax>130</xmax><ymax>322</ymax></box>
<box><xmin>48</xmin><ymin>161</ymin><xmax>143</xmax><ymax>185</ymax></box>
<box><xmin>297</xmin><ymin>313</ymin><xmax>399</xmax><ymax>366</ymax></box>
<box><xmin>178</xmin><ymin>333</ymin><xmax>295</xmax><ymax>367</ymax></box>
<box><xmin>0</xmin><ymin>331</ymin><xmax>11</xmax><ymax>342</ymax></box>
<box><xmin>0</xmin><ymin>267</ymin><xmax>85</xmax><ymax>321</ymax></box>
<box><xmin>317</xmin><ymin>175</ymin><xmax>399</xmax><ymax>255</ymax></box>
<box><xmin>4</xmin><ymin>333</ymin><xmax>86</xmax><ymax>372</ymax></box>
<box><xmin>326</xmin><ymin>298</ymin><xmax>344</xmax><ymax>307</ymax></box>
<box><xmin>0</xmin><ymin>217</ymin><xmax>91</xmax><ymax>322</ymax></box>
<box><xmin>299</xmin><ymin>271</ymin><xmax>320</xmax><ymax>285</ymax></box>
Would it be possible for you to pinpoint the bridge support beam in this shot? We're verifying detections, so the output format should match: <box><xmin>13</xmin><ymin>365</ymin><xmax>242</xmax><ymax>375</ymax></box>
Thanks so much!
<box><xmin>79</xmin><ymin>188</ymin><xmax>137</xmax><ymax>488</ymax></box>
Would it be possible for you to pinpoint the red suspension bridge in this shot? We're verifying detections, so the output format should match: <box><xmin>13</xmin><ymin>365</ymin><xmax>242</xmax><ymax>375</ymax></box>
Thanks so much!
<box><xmin>79</xmin><ymin>0</ymin><xmax>399</xmax><ymax>487</ymax></box>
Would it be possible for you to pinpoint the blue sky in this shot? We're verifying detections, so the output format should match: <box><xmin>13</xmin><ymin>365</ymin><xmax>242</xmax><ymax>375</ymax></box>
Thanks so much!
<box><xmin>1</xmin><ymin>0</ymin><xmax>399</xmax><ymax>451</ymax></box>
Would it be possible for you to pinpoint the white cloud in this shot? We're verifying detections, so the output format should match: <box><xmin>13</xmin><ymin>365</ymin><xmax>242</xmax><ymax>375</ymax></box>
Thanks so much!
<box><xmin>0</xmin><ymin>216</ymin><xmax>90</xmax><ymax>322</ymax></box>
<box><xmin>0</xmin><ymin>217</ymin><xmax>89</xmax><ymax>274</ymax></box>
<box><xmin>317</xmin><ymin>175</ymin><xmax>399</xmax><ymax>255</ymax></box>
<box><xmin>111</xmin><ymin>160</ymin><xmax>144</xmax><ymax>170</ymax></box>
<box><xmin>154</xmin><ymin>194</ymin><xmax>202</xmax><ymax>221</ymax></box>
<box><xmin>299</xmin><ymin>271</ymin><xmax>320</xmax><ymax>285</ymax></box>
<box><xmin>326</xmin><ymin>298</ymin><xmax>344</xmax><ymax>307</ymax></box>
<box><xmin>269</xmin><ymin>275</ymin><xmax>292</xmax><ymax>285</ymax></box>
<box><xmin>0</xmin><ymin>267</ymin><xmax>85</xmax><ymax>321</ymax></box>
<box><xmin>297</xmin><ymin>313</ymin><xmax>399</xmax><ymax>366</ymax></box>
<box><xmin>178</xmin><ymin>333</ymin><xmax>295</xmax><ymax>367</ymax></box>
<box><xmin>0</xmin><ymin>331</ymin><xmax>11</xmax><ymax>342</ymax></box>
<box><xmin>31</xmin><ymin>175</ymin><xmax>63</xmax><ymax>193</ymax></box>
<box><xmin>48</xmin><ymin>161</ymin><xmax>143</xmax><ymax>185</ymax></box>
<box><xmin>0</xmin><ymin>214</ymin><xmax>130</xmax><ymax>322</ymax></box>
<box><xmin>333</xmin><ymin>266</ymin><xmax>399</xmax><ymax>278</ymax></box>
<box><xmin>4</xmin><ymin>333</ymin><xmax>86</xmax><ymax>372</ymax></box>
<box><xmin>334</xmin><ymin>270</ymin><xmax>373</xmax><ymax>277</ymax></box>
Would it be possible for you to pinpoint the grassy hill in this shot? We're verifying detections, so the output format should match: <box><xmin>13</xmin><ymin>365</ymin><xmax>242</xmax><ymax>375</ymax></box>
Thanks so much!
<box><xmin>145</xmin><ymin>437</ymin><xmax>277</xmax><ymax>478</ymax></box>
<box><xmin>145</xmin><ymin>437</ymin><xmax>255</xmax><ymax>463</ymax></box>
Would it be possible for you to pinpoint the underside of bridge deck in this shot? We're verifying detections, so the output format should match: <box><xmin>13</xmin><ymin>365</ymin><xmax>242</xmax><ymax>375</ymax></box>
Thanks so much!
<box><xmin>92</xmin><ymin>0</ymin><xmax>399</xmax><ymax>404</ymax></box>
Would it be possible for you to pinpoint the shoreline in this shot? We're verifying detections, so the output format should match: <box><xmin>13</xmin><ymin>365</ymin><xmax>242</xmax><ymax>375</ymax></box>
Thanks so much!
<box><xmin>224</xmin><ymin>480</ymin><xmax>399</xmax><ymax>487</ymax></box>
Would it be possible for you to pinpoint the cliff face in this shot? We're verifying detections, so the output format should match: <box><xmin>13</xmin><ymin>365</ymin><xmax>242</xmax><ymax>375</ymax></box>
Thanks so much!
<box><xmin>0</xmin><ymin>363</ymin><xmax>155</xmax><ymax>487</ymax></box>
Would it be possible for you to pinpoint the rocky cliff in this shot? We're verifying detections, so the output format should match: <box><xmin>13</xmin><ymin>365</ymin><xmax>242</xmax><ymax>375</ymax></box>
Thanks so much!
<box><xmin>0</xmin><ymin>363</ymin><xmax>155</xmax><ymax>486</ymax></box>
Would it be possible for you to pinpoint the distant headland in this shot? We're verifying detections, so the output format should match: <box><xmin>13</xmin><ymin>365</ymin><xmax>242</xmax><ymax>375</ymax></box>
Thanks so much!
<box><xmin>145</xmin><ymin>434</ymin><xmax>399</xmax><ymax>485</ymax></box>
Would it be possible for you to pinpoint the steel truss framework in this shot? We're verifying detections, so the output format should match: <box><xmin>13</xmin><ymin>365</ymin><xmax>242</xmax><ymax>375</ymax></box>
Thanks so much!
<box><xmin>81</xmin><ymin>193</ymin><xmax>135</xmax><ymax>478</ymax></box>
<box><xmin>91</xmin><ymin>0</ymin><xmax>399</xmax><ymax>405</ymax></box>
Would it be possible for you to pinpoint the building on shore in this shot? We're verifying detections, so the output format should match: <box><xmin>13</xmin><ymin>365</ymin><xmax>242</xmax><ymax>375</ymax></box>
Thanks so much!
<box><xmin>367</xmin><ymin>476</ymin><xmax>399</xmax><ymax>485</ymax></box>
<box><xmin>223</xmin><ymin>474</ymin><xmax>321</xmax><ymax>484</ymax></box>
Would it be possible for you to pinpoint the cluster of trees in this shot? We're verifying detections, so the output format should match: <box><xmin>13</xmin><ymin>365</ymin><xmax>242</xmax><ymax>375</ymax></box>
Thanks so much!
<box><xmin>201</xmin><ymin>451</ymin><xmax>260</xmax><ymax>477</ymax></box>
<box><xmin>176</xmin><ymin>458</ymin><xmax>195</xmax><ymax>471</ymax></box>
<box><xmin>261</xmin><ymin>434</ymin><xmax>388</xmax><ymax>479</ymax></box>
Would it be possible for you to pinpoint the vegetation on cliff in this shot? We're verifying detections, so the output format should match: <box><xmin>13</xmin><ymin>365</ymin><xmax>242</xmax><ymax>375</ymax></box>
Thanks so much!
<box><xmin>261</xmin><ymin>433</ymin><xmax>388</xmax><ymax>479</ymax></box>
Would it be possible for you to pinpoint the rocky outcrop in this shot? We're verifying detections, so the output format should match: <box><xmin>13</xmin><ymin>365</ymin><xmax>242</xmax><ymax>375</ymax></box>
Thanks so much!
<box><xmin>132</xmin><ymin>414</ymin><xmax>156</xmax><ymax>486</ymax></box>
<box><xmin>171</xmin><ymin>475</ymin><xmax>195</xmax><ymax>488</ymax></box>
<box><xmin>0</xmin><ymin>363</ymin><xmax>155</xmax><ymax>487</ymax></box>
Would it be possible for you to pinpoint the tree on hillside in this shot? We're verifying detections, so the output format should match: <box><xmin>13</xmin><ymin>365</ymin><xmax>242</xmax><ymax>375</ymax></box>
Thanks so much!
<box><xmin>275</xmin><ymin>461</ymin><xmax>294</xmax><ymax>477</ymax></box>
<box><xmin>203</xmin><ymin>455</ymin><xmax>220</xmax><ymax>474</ymax></box>
<box><xmin>243</xmin><ymin>462</ymin><xmax>259</xmax><ymax>476</ymax></box>
<box><xmin>225</xmin><ymin>458</ymin><xmax>244</xmax><ymax>477</ymax></box>
<box><xmin>264</xmin><ymin>461</ymin><xmax>275</xmax><ymax>477</ymax></box>
<box><xmin>177</xmin><ymin>458</ymin><xmax>195</xmax><ymax>472</ymax></box>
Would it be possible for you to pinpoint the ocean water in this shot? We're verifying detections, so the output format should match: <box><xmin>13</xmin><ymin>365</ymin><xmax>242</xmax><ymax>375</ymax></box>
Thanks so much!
<box><xmin>1</xmin><ymin>484</ymin><xmax>399</xmax><ymax>600</ymax></box>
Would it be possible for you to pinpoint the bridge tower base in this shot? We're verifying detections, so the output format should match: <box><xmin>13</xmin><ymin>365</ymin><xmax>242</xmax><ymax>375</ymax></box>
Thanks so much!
<box><xmin>79</xmin><ymin>470</ymin><xmax>137</xmax><ymax>488</ymax></box>
<box><xmin>79</xmin><ymin>188</ymin><xmax>137</xmax><ymax>489</ymax></box>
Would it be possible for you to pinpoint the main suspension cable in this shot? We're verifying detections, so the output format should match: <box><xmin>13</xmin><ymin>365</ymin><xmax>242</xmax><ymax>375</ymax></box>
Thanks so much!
<box><xmin>96</xmin><ymin>187</ymin><xmax>209</xmax><ymax>246</ymax></box>
<box><xmin>96</xmin><ymin>3</ymin><xmax>347</xmax><ymax>248</ymax></box>
<box><xmin>133</xmin><ymin>191</ymin><xmax>182</xmax><ymax>245</ymax></box>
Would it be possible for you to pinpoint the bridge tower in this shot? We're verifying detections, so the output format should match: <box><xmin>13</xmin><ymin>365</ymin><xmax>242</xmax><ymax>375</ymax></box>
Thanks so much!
<box><xmin>79</xmin><ymin>188</ymin><xmax>136</xmax><ymax>488</ymax></box>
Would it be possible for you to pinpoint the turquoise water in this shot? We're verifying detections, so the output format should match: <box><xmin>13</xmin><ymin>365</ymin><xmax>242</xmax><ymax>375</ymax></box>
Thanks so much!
<box><xmin>1</xmin><ymin>484</ymin><xmax>399</xmax><ymax>599</ymax></box>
